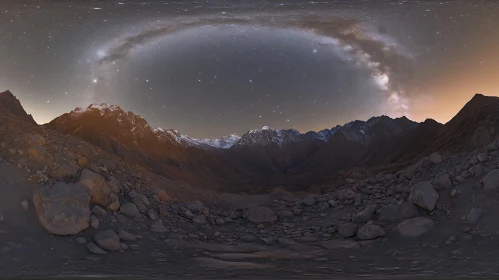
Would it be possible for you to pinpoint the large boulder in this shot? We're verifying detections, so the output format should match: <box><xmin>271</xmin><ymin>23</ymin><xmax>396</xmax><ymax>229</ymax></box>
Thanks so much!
<box><xmin>33</xmin><ymin>182</ymin><xmax>90</xmax><ymax>235</ymax></box>
<box><xmin>356</xmin><ymin>224</ymin><xmax>385</xmax><ymax>240</ymax></box>
<box><xmin>408</xmin><ymin>181</ymin><xmax>439</xmax><ymax>211</ymax></box>
<box><xmin>378</xmin><ymin>203</ymin><xmax>419</xmax><ymax>223</ymax></box>
<box><xmin>338</xmin><ymin>222</ymin><xmax>358</xmax><ymax>237</ymax></box>
<box><xmin>481</xmin><ymin>169</ymin><xmax>499</xmax><ymax>191</ymax></box>
<box><xmin>396</xmin><ymin>217</ymin><xmax>434</xmax><ymax>237</ymax></box>
<box><xmin>246</xmin><ymin>207</ymin><xmax>277</xmax><ymax>223</ymax></box>
<box><xmin>94</xmin><ymin>229</ymin><xmax>121</xmax><ymax>251</ymax></box>
<box><xmin>352</xmin><ymin>205</ymin><xmax>376</xmax><ymax>223</ymax></box>
<box><xmin>79</xmin><ymin>169</ymin><xmax>111</xmax><ymax>207</ymax></box>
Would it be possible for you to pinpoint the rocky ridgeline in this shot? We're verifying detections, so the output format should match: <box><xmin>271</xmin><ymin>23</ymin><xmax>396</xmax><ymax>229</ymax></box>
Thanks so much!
<box><xmin>3</xmin><ymin>110</ymin><xmax>499</xmax><ymax>256</ymax></box>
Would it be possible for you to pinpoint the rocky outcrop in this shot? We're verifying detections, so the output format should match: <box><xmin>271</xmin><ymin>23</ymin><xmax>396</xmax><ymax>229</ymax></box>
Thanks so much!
<box><xmin>356</xmin><ymin>224</ymin><xmax>385</xmax><ymax>240</ymax></box>
<box><xmin>33</xmin><ymin>182</ymin><xmax>91</xmax><ymax>235</ymax></box>
<box><xmin>408</xmin><ymin>181</ymin><xmax>439</xmax><ymax>211</ymax></box>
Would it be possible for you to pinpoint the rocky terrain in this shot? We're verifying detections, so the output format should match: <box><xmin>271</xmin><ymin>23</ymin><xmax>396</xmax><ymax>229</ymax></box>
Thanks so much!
<box><xmin>3</xmin><ymin>90</ymin><xmax>499</xmax><ymax>278</ymax></box>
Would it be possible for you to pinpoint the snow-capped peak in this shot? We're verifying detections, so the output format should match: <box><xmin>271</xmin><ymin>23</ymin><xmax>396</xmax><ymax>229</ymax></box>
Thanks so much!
<box><xmin>154</xmin><ymin>127</ymin><xmax>240</xmax><ymax>149</ymax></box>
<box><xmin>235</xmin><ymin>126</ymin><xmax>302</xmax><ymax>147</ymax></box>
<box><xmin>72</xmin><ymin>103</ymin><xmax>123</xmax><ymax>117</ymax></box>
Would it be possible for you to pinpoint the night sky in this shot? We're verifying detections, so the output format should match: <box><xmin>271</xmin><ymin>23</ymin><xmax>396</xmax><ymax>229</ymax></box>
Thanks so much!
<box><xmin>1</xmin><ymin>0</ymin><xmax>499</xmax><ymax>138</ymax></box>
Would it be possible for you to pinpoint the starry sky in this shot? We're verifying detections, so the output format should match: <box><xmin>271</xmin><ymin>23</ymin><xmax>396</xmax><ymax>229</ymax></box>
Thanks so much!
<box><xmin>1</xmin><ymin>0</ymin><xmax>499</xmax><ymax>138</ymax></box>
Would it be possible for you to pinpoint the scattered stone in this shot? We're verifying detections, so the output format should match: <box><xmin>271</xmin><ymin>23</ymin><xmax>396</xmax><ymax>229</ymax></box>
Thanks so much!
<box><xmin>320</xmin><ymin>202</ymin><xmax>329</xmax><ymax>212</ymax></box>
<box><xmin>337</xmin><ymin>189</ymin><xmax>357</xmax><ymax>201</ymax></box>
<box><xmin>107</xmin><ymin>178</ymin><xmax>121</xmax><ymax>194</ymax></box>
<box><xmin>117</xmin><ymin>214</ymin><xmax>129</xmax><ymax>224</ymax></box>
<box><xmin>193</xmin><ymin>215</ymin><xmax>207</xmax><ymax>225</ymax></box>
<box><xmin>451</xmin><ymin>189</ymin><xmax>457</xmax><ymax>197</ymax></box>
<box><xmin>94</xmin><ymin>229</ymin><xmax>121</xmax><ymax>251</ymax></box>
<box><xmin>433</xmin><ymin>173</ymin><xmax>452</xmax><ymax>189</ymax></box>
<box><xmin>474</xmin><ymin>164</ymin><xmax>484</xmax><ymax>178</ymax></box>
<box><xmin>320</xmin><ymin>239</ymin><xmax>359</xmax><ymax>249</ymax></box>
<box><xmin>486</xmin><ymin>142</ymin><xmax>497</xmax><ymax>151</ymax></box>
<box><xmin>328</xmin><ymin>200</ymin><xmax>339</xmax><ymax>208</ymax></box>
<box><xmin>246</xmin><ymin>207</ymin><xmax>277</xmax><ymax>223</ymax></box>
<box><xmin>293</xmin><ymin>208</ymin><xmax>302</xmax><ymax>216</ymax></box>
<box><xmin>378</xmin><ymin>203</ymin><xmax>419</xmax><ymax>223</ymax></box>
<box><xmin>157</xmin><ymin>190</ymin><xmax>170</xmax><ymax>202</ymax></box>
<box><xmin>108</xmin><ymin>197</ymin><xmax>120</xmax><ymax>212</ymax></box>
<box><xmin>481</xmin><ymin>169</ymin><xmax>499</xmax><ymax>191</ymax></box>
<box><xmin>397</xmin><ymin>217</ymin><xmax>434</xmax><ymax>237</ymax></box>
<box><xmin>151</xmin><ymin>219</ymin><xmax>168</xmax><ymax>233</ymax></box>
<box><xmin>467</xmin><ymin>208</ymin><xmax>482</xmax><ymax>224</ymax></box>
<box><xmin>76</xmin><ymin>237</ymin><xmax>87</xmax><ymax>244</ymax></box>
<box><xmin>302</xmin><ymin>195</ymin><xmax>316</xmax><ymax>206</ymax></box>
<box><xmin>445</xmin><ymin>235</ymin><xmax>456</xmax><ymax>245</ymax></box>
<box><xmin>147</xmin><ymin>209</ymin><xmax>159</xmax><ymax>220</ymax></box>
<box><xmin>356</xmin><ymin>224</ymin><xmax>385</xmax><ymax>240</ymax></box>
<box><xmin>120</xmin><ymin>203</ymin><xmax>140</xmax><ymax>218</ymax></box>
<box><xmin>240</xmin><ymin>235</ymin><xmax>256</xmax><ymax>242</ymax></box>
<box><xmin>120</xmin><ymin>243</ymin><xmax>129</xmax><ymax>250</ymax></box>
<box><xmin>214</xmin><ymin>231</ymin><xmax>221</xmax><ymax>237</ymax></box>
<box><xmin>21</xmin><ymin>199</ymin><xmax>29</xmax><ymax>211</ymax></box>
<box><xmin>87</xmin><ymin>242</ymin><xmax>107</xmax><ymax>255</ymax></box>
<box><xmin>261</xmin><ymin>237</ymin><xmax>275</xmax><ymax>245</ymax></box>
<box><xmin>408</xmin><ymin>181</ymin><xmax>439</xmax><ymax>211</ymax></box>
<box><xmin>184</xmin><ymin>201</ymin><xmax>204</xmax><ymax>214</ymax></box>
<box><xmin>280</xmin><ymin>210</ymin><xmax>293</xmax><ymax>217</ymax></box>
<box><xmin>33</xmin><ymin>182</ymin><xmax>90</xmax><ymax>235</ymax></box>
<box><xmin>92</xmin><ymin>205</ymin><xmax>107</xmax><ymax>216</ymax></box>
<box><xmin>338</xmin><ymin>222</ymin><xmax>358</xmax><ymax>238</ymax></box>
<box><xmin>277</xmin><ymin>238</ymin><xmax>297</xmax><ymax>246</ymax></box>
<box><xmin>118</xmin><ymin>230</ymin><xmax>137</xmax><ymax>242</ymax></box>
<box><xmin>429</xmin><ymin>152</ymin><xmax>443</xmax><ymax>164</ymax></box>
<box><xmin>477</xmin><ymin>152</ymin><xmax>488</xmax><ymax>162</ymax></box>
<box><xmin>90</xmin><ymin>215</ymin><xmax>99</xmax><ymax>229</ymax></box>
<box><xmin>132</xmin><ymin>195</ymin><xmax>150</xmax><ymax>213</ymax></box>
<box><xmin>352</xmin><ymin>205</ymin><xmax>376</xmax><ymax>223</ymax></box>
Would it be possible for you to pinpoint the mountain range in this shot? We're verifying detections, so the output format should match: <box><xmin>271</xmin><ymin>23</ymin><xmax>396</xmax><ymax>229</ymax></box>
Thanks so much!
<box><xmin>3</xmin><ymin>90</ymin><xmax>499</xmax><ymax>192</ymax></box>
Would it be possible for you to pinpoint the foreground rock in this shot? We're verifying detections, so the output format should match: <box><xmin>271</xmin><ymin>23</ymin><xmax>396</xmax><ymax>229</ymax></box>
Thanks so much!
<box><xmin>79</xmin><ymin>169</ymin><xmax>112</xmax><ymax>207</ymax></box>
<box><xmin>352</xmin><ymin>205</ymin><xmax>376</xmax><ymax>223</ymax></box>
<box><xmin>33</xmin><ymin>182</ymin><xmax>90</xmax><ymax>235</ymax></box>
<box><xmin>120</xmin><ymin>203</ymin><xmax>140</xmax><ymax>218</ymax></box>
<box><xmin>356</xmin><ymin>224</ymin><xmax>385</xmax><ymax>240</ymax></box>
<box><xmin>338</xmin><ymin>222</ymin><xmax>358</xmax><ymax>238</ymax></box>
<box><xmin>87</xmin><ymin>242</ymin><xmax>107</xmax><ymax>255</ymax></box>
<box><xmin>408</xmin><ymin>181</ymin><xmax>439</xmax><ymax>211</ymax></box>
<box><xmin>396</xmin><ymin>217</ymin><xmax>434</xmax><ymax>237</ymax></box>
<box><xmin>481</xmin><ymin>169</ymin><xmax>499</xmax><ymax>191</ymax></box>
<box><xmin>94</xmin><ymin>229</ymin><xmax>121</xmax><ymax>251</ymax></box>
<box><xmin>246</xmin><ymin>207</ymin><xmax>277</xmax><ymax>223</ymax></box>
<box><xmin>378</xmin><ymin>203</ymin><xmax>418</xmax><ymax>223</ymax></box>
<box><xmin>467</xmin><ymin>208</ymin><xmax>482</xmax><ymax>224</ymax></box>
